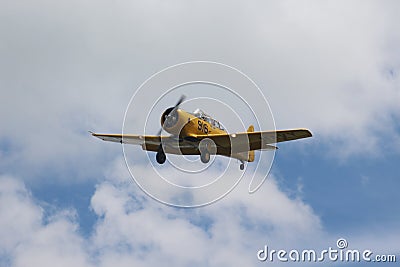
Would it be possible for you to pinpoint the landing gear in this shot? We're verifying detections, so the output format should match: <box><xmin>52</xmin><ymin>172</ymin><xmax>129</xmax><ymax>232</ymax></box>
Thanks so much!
<box><xmin>200</xmin><ymin>151</ymin><xmax>210</xmax><ymax>163</ymax></box>
<box><xmin>240</xmin><ymin>161</ymin><xmax>245</xmax><ymax>170</ymax></box>
<box><xmin>199</xmin><ymin>138</ymin><xmax>215</xmax><ymax>164</ymax></box>
<box><xmin>156</xmin><ymin>146</ymin><xmax>166</xmax><ymax>164</ymax></box>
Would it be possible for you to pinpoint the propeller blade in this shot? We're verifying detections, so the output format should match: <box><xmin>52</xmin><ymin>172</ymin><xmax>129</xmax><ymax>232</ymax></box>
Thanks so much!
<box><xmin>157</xmin><ymin>94</ymin><xmax>186</xmax><ymax>136</ymax></box>
<box><xmin>174</xmin><ymin>94</ymin><xmax>186</xmax><ymax>109</ymax></box>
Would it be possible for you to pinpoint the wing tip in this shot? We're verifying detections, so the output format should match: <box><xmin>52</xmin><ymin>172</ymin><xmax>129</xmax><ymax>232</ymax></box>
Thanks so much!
<box><xmin>304</xmin><ymin>129</ymin><xmax>313</xmax><ymax>137</ymax></box>
<box><xmin>89</xmin><ymin>131</ymin><xmax>99</xmax><ymax>137</ymax></box>
<box><xmin>297</xmin><ymin>128</ymin><xmax>313</xmax><ymax>137</ymax></box>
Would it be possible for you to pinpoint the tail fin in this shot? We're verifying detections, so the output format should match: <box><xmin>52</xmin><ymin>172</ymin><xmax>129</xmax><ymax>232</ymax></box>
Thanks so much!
<box><xmin>247</xmin><ymin>125</ymin><xmax>255</xmax><ymax>162</ymax></box>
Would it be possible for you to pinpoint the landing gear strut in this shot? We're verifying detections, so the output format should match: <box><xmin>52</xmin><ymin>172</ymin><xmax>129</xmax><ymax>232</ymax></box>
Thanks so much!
<box><xmin>156</xmin><ymin>145</ymin><xmax>166</xmax><ymax>164</ymax></box>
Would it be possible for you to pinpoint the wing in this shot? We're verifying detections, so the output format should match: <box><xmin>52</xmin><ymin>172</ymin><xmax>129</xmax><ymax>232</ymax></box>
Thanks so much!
<box><xmin>91</xmin><ymin>133</ymin><xmax>201</xmax><ymax>155</ymax></box>
<box><xmin>91</xmin><ymin>128</ymin><xmax>311</xmax><ymax>155</ymax></box>
<box><xmin>190</xmin><ymin>129</ymin><xmax>312</xmax><ymax>153</ymax></box>
<box><xmin>91</xmin><ymin>132</ymin><xmax>159</xmax><ymax>145</ymax></box>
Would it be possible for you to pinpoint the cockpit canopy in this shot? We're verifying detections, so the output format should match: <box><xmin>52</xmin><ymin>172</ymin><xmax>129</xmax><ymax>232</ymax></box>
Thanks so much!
<box><xmin>192</xmin><ymin>109</ymin><xmax>224</xmax><ymax>130</ymax></box>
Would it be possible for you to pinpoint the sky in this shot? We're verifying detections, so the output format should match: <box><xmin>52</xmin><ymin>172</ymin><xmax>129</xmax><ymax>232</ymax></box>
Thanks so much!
<box><xmin>1</xmin><ymin>0</ymin><xmax>400</xmax><ymax>266</ymax></box>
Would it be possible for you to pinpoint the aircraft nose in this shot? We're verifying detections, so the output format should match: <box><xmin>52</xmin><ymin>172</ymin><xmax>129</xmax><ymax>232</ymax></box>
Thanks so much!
<box><xmin>161</xmin><ymin>107</ymin><xmax>179</xmax><ymax>129</ymax></box>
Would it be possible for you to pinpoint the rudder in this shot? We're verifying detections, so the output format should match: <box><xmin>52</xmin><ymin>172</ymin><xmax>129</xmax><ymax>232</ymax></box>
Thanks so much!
<box><xmin>247</xmin><ymin>125</ymin><xmax>255</xmax><ymax>162</ymax></box>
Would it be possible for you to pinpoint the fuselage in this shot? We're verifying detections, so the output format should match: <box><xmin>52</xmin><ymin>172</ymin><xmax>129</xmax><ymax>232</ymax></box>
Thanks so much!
<box><xmin>161</xmin><ymin>108</ymin><xmax>226</xmax><ymax>137</ymax></box>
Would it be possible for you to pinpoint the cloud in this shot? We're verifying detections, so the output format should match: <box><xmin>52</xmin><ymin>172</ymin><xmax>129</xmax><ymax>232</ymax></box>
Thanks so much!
<box><xmin>0</xmin><ymin>177</ymin><xmax>42</xmax><ymax>253</ymax></box>
<box><xmin>2</xmin><ymin>164</ymin><xmax>399</xmax><ymax>266</ymax></box>
<box><xmin>1</xmin><ymin>0</ymin><xmax>400</xmax><ymax>183</ymax></box>
<box><xmin>0</xmin><ymin>176</ymin><xmax>91</xmax><ymax>267</ymax></box>
<box><xmin>0</xmin><ymin>167</ymin><xmax>324</xmax><ymax>267</ymax></box>
<box><xmin>0</xmin><ymin>1</ymin><xmax>399</xmax><ymax>265</ymax></box>
<box><xmin>252</xmin><ymin>1</ymin><xmax>400</xmax><ymax>157</ymax></box>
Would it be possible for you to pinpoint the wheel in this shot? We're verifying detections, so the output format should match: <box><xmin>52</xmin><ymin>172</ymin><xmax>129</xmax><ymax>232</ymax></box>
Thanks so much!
<box><xmin>156</xmin><ymin>150</ymin><xmax>166</xmax><ymax>164</ymax></box>
<box><xmin>240</xmin><ymin>163</ymin><xmax>245</xmax><ymax>170</ymax></box>
<box><xmin>200</xmin><ymin>151</ymin><xmax>210</xmax><ymax>163</ymax></box>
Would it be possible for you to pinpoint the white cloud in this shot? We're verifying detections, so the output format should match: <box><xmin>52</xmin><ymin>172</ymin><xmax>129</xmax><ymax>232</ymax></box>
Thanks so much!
<box><xmin>0</xmin><ymin>168</ymin><xmax>324</xmax><ymax>267</ymax></box>
<box><xmin>1</xmin><ymin>166</ymin><xmax>399</xmax><ymax>266</ymax></box>
<box><xmin>90</xmin><ymin>165</ymin><xmax>324</xmax><ymax>259</ymax></box>
<box><xmin>250</xmin><ymin>1</ymin><xmax>400</xmax><ymax>157</ymax></box>
<box><xmin>1</xmin><ymin>0</ymin><xmax>400</xmax><ymax>183</ymax></box>
<box><xmin>0</xmin><ymin>1</ymin><xmax>399</xmax><ymax>264</ymax></box>
<box><xmin>0</xmin><ymin>177</ymin><xmax>42</xmax><ymax>253</ymax></box>
<box><xmin>0</xmin><ymin>176</ymin><xmax>91</xmax><ymax>267</ymax></box>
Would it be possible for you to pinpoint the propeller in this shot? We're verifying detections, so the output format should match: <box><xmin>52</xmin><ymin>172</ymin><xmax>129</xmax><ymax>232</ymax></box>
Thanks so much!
<box><xmin>174</xmin><ymin>94</ymin><xmax>186</xmax><ymax>109</ymax></box>
<box><xmin>157</xmin><ymin>94</ymin><xmax>186</xmax><ymax>136</ymax></box>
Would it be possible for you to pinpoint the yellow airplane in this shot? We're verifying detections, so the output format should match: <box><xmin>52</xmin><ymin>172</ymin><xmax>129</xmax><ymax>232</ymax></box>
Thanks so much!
<box><xmin>91</xmin><ymin>96</ymin><xmax>312</xmax><ymax>170</ymax></box>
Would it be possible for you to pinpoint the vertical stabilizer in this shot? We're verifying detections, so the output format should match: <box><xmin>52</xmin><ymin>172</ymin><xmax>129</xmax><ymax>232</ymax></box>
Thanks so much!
<box><xmin>247</xmin><ymin>125</ymin><xmax>255</xmax><ymax>162</ymax></box>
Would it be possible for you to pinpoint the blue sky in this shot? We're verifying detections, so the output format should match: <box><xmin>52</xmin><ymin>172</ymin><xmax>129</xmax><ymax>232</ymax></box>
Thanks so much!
<box><xmin>274</xmin><ymin>143</ymin><xmax>400</xmax><ymax>232</ymax></box>
<box><xmin>25</xmin><ymin>139</ymin><xmax>400</xmax><ymax>238</ymax></box>
<box><xmin>1</xmin><ymin>0</ymin><xmax>399</xmax><ymax>266</ymax></box>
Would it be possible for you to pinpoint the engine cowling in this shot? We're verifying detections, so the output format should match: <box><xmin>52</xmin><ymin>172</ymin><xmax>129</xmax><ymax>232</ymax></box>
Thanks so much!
<box><xmin>160</xmin><ymin>108</ymin><xmax>190</xmax><ymax>136</ymax></box>
<box><xmin>160</xmin><ymin>107</ymin><xmax>176</xmax><ymax>129</ymax></box>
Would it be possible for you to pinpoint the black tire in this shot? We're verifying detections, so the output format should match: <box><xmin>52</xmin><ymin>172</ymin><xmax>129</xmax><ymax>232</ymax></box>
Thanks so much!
<box><xmin>156</xmin><ymin>151</ymin><xmax>166</xmax><ymax>164</ymax></box>
<box><xmin>240</xmin><ymin>163</ymin><xmax>245</xmax><ymax>170</ymax></box>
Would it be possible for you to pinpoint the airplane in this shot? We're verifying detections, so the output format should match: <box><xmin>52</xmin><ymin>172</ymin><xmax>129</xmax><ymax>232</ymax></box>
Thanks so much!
<box><xmin>91</xmin><ymin>96</ymin><xmax>312</xmax><ymax>170</ymax></box>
